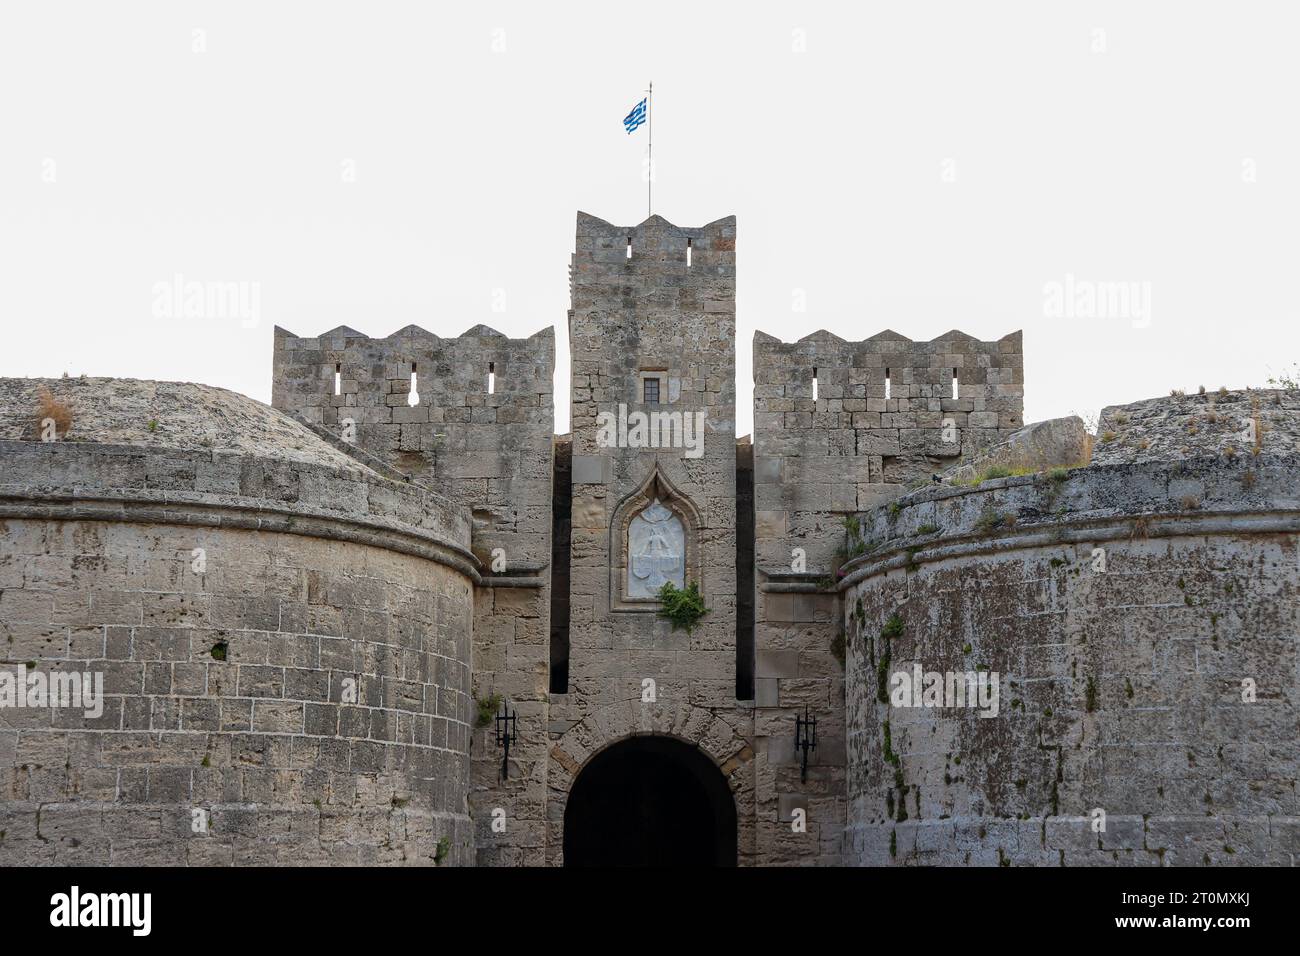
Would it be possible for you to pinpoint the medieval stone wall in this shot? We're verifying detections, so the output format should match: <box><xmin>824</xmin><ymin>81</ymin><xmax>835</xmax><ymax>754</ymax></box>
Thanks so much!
<box><xmin>270</xmin><ymin>326</ymin><xmax>556</xmax><ymax>865</ymax></box>
<box><xmin>752</xmin><ymin>328</ymin><xmax>1024</xmax><ymax>528</ymax></box>
<box><xmin>840</xmin><ymin>438</ymin><xmax>1300</xmax><ymax>865</ymax></box>
<box><xmin>0</xmin><ymin>379</ymin><xmax>477</xmax><ymax>865</ymax></box>
<box><xmin>270</xmin><ymin>322</ymin><xmax>554</xmax><ymax>571</ymax></box>
<box><xmin>746</xmin><ymin>330</ymin><xmax>1023</xmax><ymax>864</ymax></box>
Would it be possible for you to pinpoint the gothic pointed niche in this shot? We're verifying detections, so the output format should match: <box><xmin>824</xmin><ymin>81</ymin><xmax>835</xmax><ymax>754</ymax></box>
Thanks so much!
<box><xmin>609</xmin><ymin>467</ymin><xmax>702</xmax><ymax>612</ymax></box>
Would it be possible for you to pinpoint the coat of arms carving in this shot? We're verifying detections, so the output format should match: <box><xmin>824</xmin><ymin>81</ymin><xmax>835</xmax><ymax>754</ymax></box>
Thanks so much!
<box><xmin>627</xmin><ymin>498</ymin><xmax>685</xmax><ymax>598</ymax></box>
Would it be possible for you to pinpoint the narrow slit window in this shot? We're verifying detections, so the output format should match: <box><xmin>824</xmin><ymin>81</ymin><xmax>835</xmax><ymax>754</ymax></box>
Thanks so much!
<box><xmin>643</xmin><ymin>377</ymin><xmax>660</xmax><ymax>404</ymax></box>
<box><xmin>885</xmin><ymin>368</ymin><xmax>891</xmax><ymax>400</ymax></box>
<box><xmin>952</xmin><ymin>368</ymin><xmax>959</xmax><ymax>399</ymax></box>
<box><xmin>334</xmin><ymin>363</ymin><xmax>341</xmax><ymax>396</ymax></box>
<box><xmin>488</xmin><ymin>362</ymin><xmax>495</xmax><ymax>395</ymax></box>
<box><xmin>626</xmin><ymin>237</ymin><xmax>632</xmax><ymax>259</ymax></box>
<box><xmin>407</xmin><ymin>363</ymin><xmax>420</xmax><ymax>407</ymax></box>
<box><xmin>686</xmin><ymin>238</ymin><xmax>693</xmax><ymax>268</ymax></box>
<box><xmin>812</xmin><ymin>368</ymin><xmax>819</xmax><ymax>401</ymax></box>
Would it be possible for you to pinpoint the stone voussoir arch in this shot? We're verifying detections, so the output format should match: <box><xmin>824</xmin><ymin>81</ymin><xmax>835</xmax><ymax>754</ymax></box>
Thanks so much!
<box><xmin>546</xmin><ymin>698</ymin><xmax>755</xmax><ymax>863</ymax></box>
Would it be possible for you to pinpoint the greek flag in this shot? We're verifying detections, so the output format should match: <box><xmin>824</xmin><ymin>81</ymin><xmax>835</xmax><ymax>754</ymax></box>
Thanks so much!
<box><xmin>623</xmin><ymin>97</ymin><xmax>647</xmax><ymax>134</ymax></box>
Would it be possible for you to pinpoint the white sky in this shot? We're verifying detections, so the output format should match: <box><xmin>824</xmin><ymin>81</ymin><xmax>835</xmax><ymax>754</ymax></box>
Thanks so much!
<box><xmin>2</xmin><ymin>1</ymin><xmax>1297</xmax><ymax>437</ymax></box>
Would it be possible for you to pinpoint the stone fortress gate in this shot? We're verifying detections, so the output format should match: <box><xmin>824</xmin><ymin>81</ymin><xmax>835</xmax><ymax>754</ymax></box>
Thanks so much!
<box><xmin>0</xmin><ymin>212</ymin><xmax>1296</xmax><ymax>866</ymax></box>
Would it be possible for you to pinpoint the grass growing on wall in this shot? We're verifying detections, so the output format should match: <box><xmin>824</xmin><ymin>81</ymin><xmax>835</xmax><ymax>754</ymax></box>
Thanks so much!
<box><xmin>34</xmin><ymin>385</ymin><xmax>74</xmax><ymax>440</ymax></box>
<box><xmin>474</xmin><ymin>693</ymin><xmax>501</xmax><ymax>728</ymax></box>
<box><xmin>876</xmin><ymin>614</ymin><xmax>903</xmax><ymax>704</ymax></box>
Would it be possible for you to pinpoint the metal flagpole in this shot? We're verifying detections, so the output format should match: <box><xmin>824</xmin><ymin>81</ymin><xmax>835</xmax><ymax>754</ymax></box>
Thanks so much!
<box><xmin>647</xmin><ymin>80</ymin><xmax>653</xmax><ymax>218</ymax></box>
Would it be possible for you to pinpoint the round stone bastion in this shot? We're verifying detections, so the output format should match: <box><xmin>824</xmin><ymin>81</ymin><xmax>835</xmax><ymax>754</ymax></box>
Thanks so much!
<box><xmin>0</xmin><ymin>378</ymin><xmax>477</xmax><ymax>865</ymax></box>
<box><xmin>840</xmin><ymin>392</ymin><xmax>1300</xmax><ymax>866</ymax></box>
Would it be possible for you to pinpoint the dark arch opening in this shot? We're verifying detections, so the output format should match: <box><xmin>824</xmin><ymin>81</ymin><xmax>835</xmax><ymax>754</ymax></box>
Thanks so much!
<box><xmin>563</xmin><ymin>736</ymin><xmax>737</xmax><ymax>867</ymax></box>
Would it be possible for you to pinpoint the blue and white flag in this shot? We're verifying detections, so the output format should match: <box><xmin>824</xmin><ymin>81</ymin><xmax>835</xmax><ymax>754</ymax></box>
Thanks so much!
<box><xmin>623</xmin><ymin>97</ymin><xmax>647</xmax><ymax>134</ymax></box>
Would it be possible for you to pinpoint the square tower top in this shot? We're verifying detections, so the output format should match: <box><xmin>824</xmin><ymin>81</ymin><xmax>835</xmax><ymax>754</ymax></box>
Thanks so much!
<box><xmin>569</xmin><ymin>212</ymin><xmax>736</xmax><ymax>312</ymax></box>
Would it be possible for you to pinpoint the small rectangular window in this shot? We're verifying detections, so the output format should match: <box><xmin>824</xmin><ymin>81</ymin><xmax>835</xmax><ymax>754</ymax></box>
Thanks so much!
<box><xmin>686</xmin><ymin>238</ymin><xmax>693</xmax><ymax>268</ymax></box>
<box><xmin>643</xmin><ymin>378</ymin><xmax>660</xmax><ymax>404</ymax></box>
<box><xmin>626</xmin><ymin>237</ymin><xmax>632</xmax><ymax>259</ymax></box>
<box><xmin>952</xmin><ymin>368</ymin><xmax>959</xmax><ymax>399</ymax></box>
<box><xmin>812</xmin><ymin>368</ymin><xmax>819</xmax><ymax>401</ymax></box>
<box><xmin>334</xmin><ymin>363</ymin><xmax>341</xmax><ymax>396</ymax></box>
<box><xmin>488</xmin><ymin>362</ymin><xmax>495</xmax><ymax>395</ymax></box>
<box><xmin>885</xmin><ymin>368</ymin><xmax>891</xmax><ymax>400</ymax></box>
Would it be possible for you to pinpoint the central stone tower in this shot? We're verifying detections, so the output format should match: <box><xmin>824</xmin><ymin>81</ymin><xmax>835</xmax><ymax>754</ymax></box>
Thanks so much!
<box><xmin>547</xmin><ymin>212</ymin><xmax>756</xmax><ymax>864</ymax></box>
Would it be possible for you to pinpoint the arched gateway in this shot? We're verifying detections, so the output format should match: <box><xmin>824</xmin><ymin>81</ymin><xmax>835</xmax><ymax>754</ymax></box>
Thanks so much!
<box><xmin>563</xmin><ymin>737</ymin><xmax>738</xmax><ymax>867</ymax></box>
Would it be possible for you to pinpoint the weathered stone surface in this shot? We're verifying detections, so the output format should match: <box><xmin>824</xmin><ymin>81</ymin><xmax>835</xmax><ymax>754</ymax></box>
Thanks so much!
<box><xmin>1094</xmin><ymin>388</ymin><xmax>1300</xmax><ymax>465</ymax></box>
<box><xmin>270</xmin><ymin>318</ymin><xmax>556</xmax><ymax>866</ymax></box>
<box><xmin>0</xmin><ymin>515</ymin><xmax>475</xmax><ymax>866</ymax></box>
<box><xmin>747</xmin><ymin>328</ymin><xmax>1022</xmax><ymax>865</ymax></box>
<box><xmin>839</xmin><ymin>453</ymin><xmax>1300</xmax><ymax>867</ymax></box>
<box><xmin>1</xmin><ymin>377</ymin><xmax>366</xmax><ymax>471</ymax></box>
<box><xmin>942</xmin><ymin>415</ymin><xmax>1092</xmax><ymax>482</ymax></box>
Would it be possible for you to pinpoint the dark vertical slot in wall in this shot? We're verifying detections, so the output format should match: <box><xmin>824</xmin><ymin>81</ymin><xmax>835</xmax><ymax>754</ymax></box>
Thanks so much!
<box><xmin>549</xmin><ymin>438</ymin><xmax>572</xmax><ymax>693</ymax></box>
<box><xmin>735</xmin><ymin>440</ymin><xmax>756</xmax><ymax>700</ymax></box>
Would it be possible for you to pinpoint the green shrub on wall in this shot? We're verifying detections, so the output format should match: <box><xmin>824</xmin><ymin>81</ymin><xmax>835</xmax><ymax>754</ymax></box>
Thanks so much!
<box><xmin>657</xmin><ymin>581</ymin><xmax>709</xmax><ymax>633</ymax></box>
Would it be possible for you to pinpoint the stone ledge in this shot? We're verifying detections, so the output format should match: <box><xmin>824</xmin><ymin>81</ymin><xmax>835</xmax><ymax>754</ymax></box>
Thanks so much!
<box><xmin>837</xmin><ymin>455</ymin><xmax>1300</xmax><ymax>589</ymax></box>
<box><xmin>0</xmin><ymin>487</ymin><xmax>479</xmax><ymax>581</ymax></box>
<box><xmin>837</xmin><ymin>509</ymin><xmax>1300</xmax><ymax>591</ymax></box>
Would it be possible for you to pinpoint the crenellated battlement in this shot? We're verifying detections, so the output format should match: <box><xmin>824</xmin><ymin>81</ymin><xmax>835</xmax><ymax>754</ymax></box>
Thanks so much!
<box><xmin>752</xmin><ymin>327</ymin><xmax>1023</xmax><ymax>483</ymax></box>
<box><xmin>272</xmin><ymin>323</ymin><xmax>553</xmax><ymax>433</ymax></box>
<box><xmin>753</xmin><ymin>328</ymin><xmax>1021</xmax><ymax>415</ymax></box>
<box><xmin>570</xmin><ymin>212</ymin><xmax>736</xmax><ymax>311</ymax></box>
<box><xmin>271</xmin><ymin>318</ymin><xmax>555</xmax><ymax>563</ymax></box>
